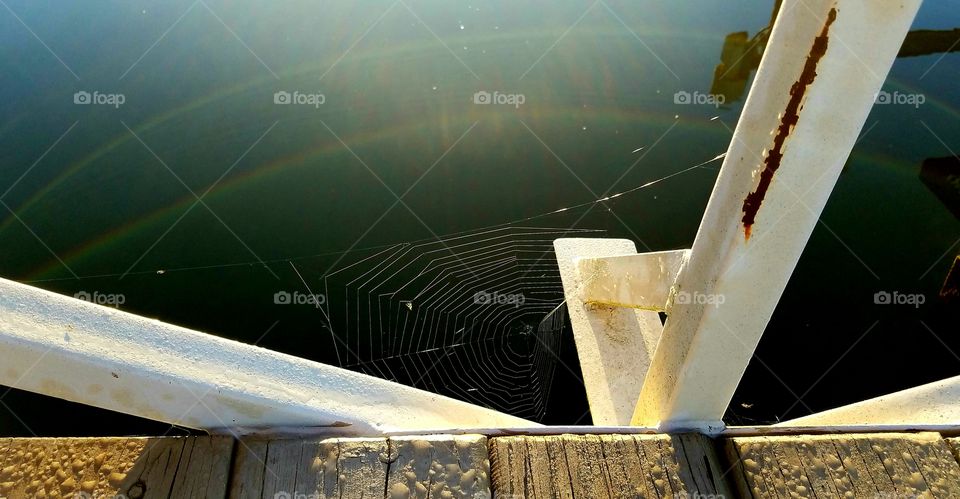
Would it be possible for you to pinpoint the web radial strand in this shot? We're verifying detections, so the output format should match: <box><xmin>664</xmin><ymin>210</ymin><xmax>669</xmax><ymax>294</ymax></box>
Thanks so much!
<box><xmin>319</xmin><ymin>226</ymin><xmax>593</xmax><ymax>421</ymax></box>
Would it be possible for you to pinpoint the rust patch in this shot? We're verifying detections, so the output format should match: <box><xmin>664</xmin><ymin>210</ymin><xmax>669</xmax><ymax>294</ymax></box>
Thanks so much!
<box><xmin>741</xmin><ymin>7</ymin><xmax>838</xmax><ymax>240</ymax></box>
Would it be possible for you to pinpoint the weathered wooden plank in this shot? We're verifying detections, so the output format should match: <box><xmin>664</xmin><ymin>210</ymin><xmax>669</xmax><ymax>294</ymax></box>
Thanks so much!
<box><xmin>811</xmin><ymin>438</ymin><xmax>855</xmax><ymax>496</ymax></box>
<box><xmin>629</xmin><ymin>436</ymin><xmax>666</xmax><ymax>498</ymax></box>
<box><xmin>489</xmin><ymin>434</ymin><xmax>527</xmax><ymax>497</ymax></box>
<box><xmin>795</xmin><ymin>439</ymin><xmax>842</xmax><ymax>497</ymax></box>
<box><xmin>724</xmin><ymin>438</ymin><xmax>773</xmax><ymax>498</ymax></box>
<box><xmin>893</xmin><ymin>438</ymin><xmax>932</xmax><ymax>495</ymax></box>
<box><xmin>829</xmin><ymin>437</ymin><xmax>880</xmax><ymax>497</ymax></box>
<box><xmin>542</xmin><ymin>435</ymin><xmax>575</xmax><ymax>499</ymax></box>
<box><xmin>634</xmin><ymin>435</ymin><xmax>674</xmax><ymax>497</ymax></box>
<box><xmin>523</xmin><ymin>436</ymin><xmax>557</xmax><ymax>498</ymax></box>
<box><xmin>767</xmin><ymin>436</ymin><xmax>813</xmax><ymax>496</ymax></box>
<box><xmin>12</xmin><ymin>431</ymin><xmax>960</xmax><ymax>499</ymax></box>
<box><xmin>167</xmin><ymin>436</ymin><xmax>234</xmax><ymax>498</ymax></box>
<box><xmin>490</xmin><ymin>434</ymin><xmax>723</xmax><ymax>498</ymax></box>
<box><xmin>933</xmin><ymin>437</ymin><xmax>960</xmax><ymax>495</ymax></box>
<box><xmin>947</xmin><ymin>437</ymin><xmax>960</xmax><ymax>464</ymax></box>
<box><xmin>671</xmin><ymin>434</ymin><xmax>735</xmax><ymax>498</ymax></box>
<box><xmin>853</xmin><ymin>434</ymin><xmax>899</xmax><ymax>494</ymax></box>
<box><xmin>0</xmin><ymin>436</ymin><xmax>233</xmax><ymax>499</ymax></box>
<box><xmin>565</xmin><ymin>434</ymin><xmax>613</xmax><ymax>497</ymax></box>
<box><xmin>758</xmin><ymin>437</ymin><xmax>791</xmax><ymax>497</ymax></box>
<box><xmin>726</xmin><ymin>432</ymin><xmax>960</xmax><ymax>498</ymax></box>
<box><xmin>231</xmin><ymin>436</ymin><xmax>489</xmax><ymax>499</ymax></box>
<box><xmin>324</xmin><ymin>438</ymin><xmax>389</xmax><ymax>499</ymax></box>
<box><xmin>385</xmin><ymin>435</ymin><xmax>490</xmax><ymax>498</ymax></box>
<box><xmin>262</xmin><ymin>440</ymin><xmax>305</xmax><ymax>498</ymax></box>
<box><xmin>229</xmin><ymin>439</ymin><xmax>269</xmax><ymax>499</ymax></box>
<box><xmin>870</xmin><ymin>436</ymin><xmax>923</xmax><ymax>495</ymax></box>
<box><xmin>908</xmin><ymin>436</ymin><xmax>960</xmax><ymax>497</ymax></box>
<box><xmin>656</xmin><ymin>436</ymin><xmax>690</xmax><ymax>495</ymax></box>
<box><xmin>599</xmin><ymin>434</ymin><xmax>651</xmax><ymax>499</ymax></box>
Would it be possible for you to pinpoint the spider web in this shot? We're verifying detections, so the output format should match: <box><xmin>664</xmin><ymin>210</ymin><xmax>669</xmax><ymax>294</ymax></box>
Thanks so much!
<box><xmin>297</xmin><ymin>153</ymin><xmax>724</xmax><ymax>420</ymax></box>
<box><xmin>315</xmin><ymin>226</ymin><xmax>599</xmax><ymax>421</ymax></box>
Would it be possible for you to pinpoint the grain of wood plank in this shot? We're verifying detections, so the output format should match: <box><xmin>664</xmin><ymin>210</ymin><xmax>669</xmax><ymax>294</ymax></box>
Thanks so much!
<box><xmin>910</xmin><ymin>436</ymin><xmax>960</xmax><ymax>496</ymax></box>
<box><xmin>320</xmin><ymin>438</ymin><xmax>389</xmax><ymax>499</ymax></box>
<box><xmin>726</xmin><ymin>433</ymin><xmax>960</xmax><ymax>498</ymax></box>
<box><xmin>930</xmin><ymin>437</ymin><xmax>960</xmax><ymax>496</ymax></box>
<box><xmin>634</xmin><ymin>435</ymin><xmax>674</xmax><ymax>498</ymax></box>
<box><xmin>830</xmin><ymin>437</ymin><xmax>880</xmax><ymax>497</ymax></box>
<box><xmin>583</xmin><ymin>434</ymin><xmax>617</xmax><ymax>497</ymax></box>
<box><xmin>871</xmin><ymin>436</ymin><xmax>921</xmax><ymax>495</ymax></box>
<box><xmin>946</xmin><ymin>437</ymin><xmax>960</xmax><ymax>464</ymax></box>
<box><xmin>229</xmin><ymin>439</ymin><xmax>269</xmax><ymax>499</ymax></box>
<box><xmin>630</xmin><ymin>435</ymin><xmax>668</xmax><ymax>498</ymax></box>
<box><xmin>292</xmin><ymin>440</ymin><xmax>323</xmax><ymax>497</ymax></box>
<box><xmin>560</xmin><ymin>434</ymin><xmax>610</xmax><ymax>498</ymax></box>
<box><xmin>725</xmin><ymin>438</ymin><xmax>773</xmax><ymax>498</ymax></box>
<box><xmin>672</xmin><ymin>434</ymin><xmax>734</xmax><ymax>498</ymax></box>
<box><xmin>523</xmin><ymin>436</ymin><xmax>556</xmax><ymax>498</ymax></box>
<box><xmin>168</xmin><ymin>436</ymin><xmax>234</xmax><ymax>498</ymax></box>
<box><xmin>767</xmin><ymin>436</ymin><xmax>813</xmax><ymax>496</ymax></box>
<box><xmin>599</xmin><ymin>434</ymin><xmax>651</xmax><ymax>498</ymax></box>
<box><xmin>386</xmin><ymin>435</ymin><xmax>490</xmax><ymax>498</ymax></box>
<box><xmin>756</xmin><ymin>438</ymin><xmax>790</xmax><ymax>497</ymax></box>
<box><xmin>892</xmin><ymin>438</ymin><xmax>931</xmax><ymax>495</ymax></box>
<box><xmin>12</xmin><ymin>431</ymin><xmax>960</xmax><ymax>499</ymax></box>
<box><xmin>0</xmin><ymin>437</ymin><xmax>232</xmax><ymax>499</ymax></box>
<box><xmin>795</xmin><ymin>439</ymin><xmax>842</xmax><ymax>497</ymax></box>
<box><xmin>489</xmin><ymin>435</ymin><xmax>527</xmax><ymax>496</ymax></box>
<box><xmin>813</xmin><ymin>439</ymin><xmax>855</xmax><ymax>496</ymax></box>
<box><xmin>490</xmin><ymin>434</ymin><xmax>720</xmax><ymax>499</ymax></box>
<box><xmin>655</xmin><ymin>436</ymin><xmax>689</xmax><ymax>496</ymax></box>
<box><xmin>853</xmin><ymin>435</ymin><xmax>898</xmax><ymax>494</ymax></box>
<box><xmin>262</xmin><ymin>440</ymin><xmax>305</xmax><ymax>498</ymax></box>
<box><xmin>232</xmin><ymin>436</ymin><xmax>489</xmax><ymax>499</ymax></box>
<box><xmin>543</xmin><ymin>435</ymin><xmax>576</xmax><ymax>499</ymax></box>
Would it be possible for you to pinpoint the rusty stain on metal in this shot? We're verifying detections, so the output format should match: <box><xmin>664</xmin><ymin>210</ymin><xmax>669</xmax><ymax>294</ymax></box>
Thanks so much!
<box><xmin>741</xmin><ymin>7</ymin><xmax>838</xmax><ymax>240</ymax></box>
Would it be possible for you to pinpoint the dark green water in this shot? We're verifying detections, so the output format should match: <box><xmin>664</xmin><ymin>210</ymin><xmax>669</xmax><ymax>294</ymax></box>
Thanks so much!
<box><xmin>0</xmin><ymin>0</ymin><xmax>958</xmax><ymax>435</ymax></box>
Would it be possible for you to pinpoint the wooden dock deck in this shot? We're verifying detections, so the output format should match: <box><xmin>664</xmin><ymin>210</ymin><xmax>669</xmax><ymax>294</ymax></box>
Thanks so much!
<box><xmin>3</xmin><ymin>431</ymin><xmax>960</xmax><ymax>498</ymax></box>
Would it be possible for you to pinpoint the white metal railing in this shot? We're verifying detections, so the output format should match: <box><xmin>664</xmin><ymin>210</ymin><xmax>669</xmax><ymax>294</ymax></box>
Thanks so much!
<box><xmin>0</xmin><ymin>277</ymin><xmax>536</xmax><ymax>434</ymax></box>
<box><xmin>777</xmin><ymin>375</ymin><xmax>960</xmax><ymax>427</ymax></box>
<box><xmin>556</xmin><ymin>0</ymin><xmax>926</xmax><ymax>433</ymax></box>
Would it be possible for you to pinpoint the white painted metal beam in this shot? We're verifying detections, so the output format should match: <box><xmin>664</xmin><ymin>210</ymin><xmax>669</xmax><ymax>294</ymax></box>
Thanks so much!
<box><xmin>554</xmin><ymin>239</ymin><xmax>665</xmax><ymax>425</ymax></box>
<box><xmin>0</xmin><ymin>277</ymin><xmax>538</xmax><ymax>435</ymax></box>
<box><xmin>577</xmin><ymin>250</ymin><xmax>689</xmax><ymax>311</ymax></box>
<box><xmin>776</xmin><ymin>375</ymin><xmax>960</xmax><ymax>427</ymax></box>
<box><xmin>632</xmin><ymin>0</ymin><xmax>922</xmax><ymax>430</ymax></box>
